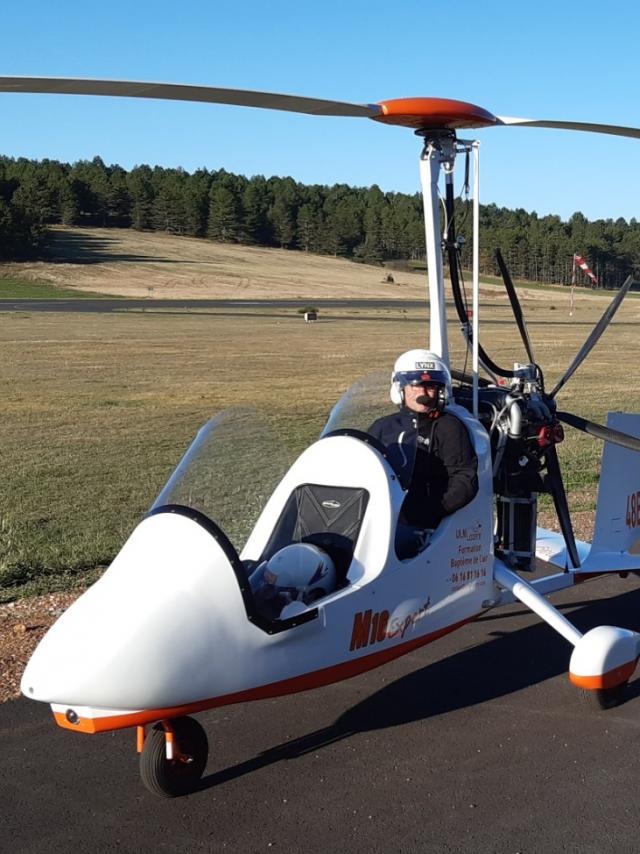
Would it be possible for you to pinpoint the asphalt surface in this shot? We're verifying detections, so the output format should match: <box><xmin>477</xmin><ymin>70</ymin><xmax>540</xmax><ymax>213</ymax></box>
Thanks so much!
<box><xmin>4</xmin><ymin>573</ymin><xmax>640</xmax><ymax>853</ymax></box>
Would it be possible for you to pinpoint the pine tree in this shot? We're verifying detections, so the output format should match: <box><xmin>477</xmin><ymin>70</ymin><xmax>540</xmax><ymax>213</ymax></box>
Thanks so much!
<box><xmin>268</xmin><ymin>178</ymin><xmax>299</xmax><ymax>248</ymax></box>
<box><xmin>242</xmin><ymin>176</ymin><xmax>271</xmax><ymax>244</ymax></box>
<box><xmin>208</xmin><ymin>182</ymin><xmax>241</xmax><ymax>242</ymax></box>
<box><xmin>151</xmin><ymin>168</ymin><xmax>188</xmax><ymax>233</ymax></box>
<box><xmin>361</xmin><ymin>185</ymin><xmax>386</xmax><ymax>264</ymax></box>
<box><xmin>107</xmin><ymin>166</ymin><xmax>132</xmax><ymax>227</ymax></box>
<box><xmin>127</xmin><ymin>166</ymin><xmax>154</xmax><ymax>230</ymax></box>
<box><xmin>183</xmin><ymin>170</ymin><xmax>211</xmax><ymax>237</ymax></box>
<box><xmin>321</xmin><ymin>186</ymin><xmax>364</xmax><ymax>257</ymax></box>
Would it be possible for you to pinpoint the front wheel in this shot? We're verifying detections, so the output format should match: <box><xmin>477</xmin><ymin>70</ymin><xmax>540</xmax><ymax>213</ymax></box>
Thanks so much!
<box><xmin>140</xmin><ymin>716</ymin><xmax>209</xmax><ymax>797</ymax></box>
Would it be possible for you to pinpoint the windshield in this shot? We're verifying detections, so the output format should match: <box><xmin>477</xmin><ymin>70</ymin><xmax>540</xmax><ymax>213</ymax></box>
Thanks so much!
<box><xmin>151</xmin><ymin>408</ymin><xmax>294</xmax><ymax>552</ymax></box>
<box><xmin>321</xmin><ymin>370</ymin><xmax>416</xmax><ymax>488</ymax></box>
<box><xmin>322</xmin><ymin>370</ymin><xmax>393</xmax><ymax>436</ymax></box>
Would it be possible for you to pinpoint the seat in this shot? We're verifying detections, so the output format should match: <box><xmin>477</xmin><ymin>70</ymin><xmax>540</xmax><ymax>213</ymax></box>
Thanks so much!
<box><xmin>256</xmin><ymin>483</ymin><xmax>369</xmax><ymax>586</ymax></box>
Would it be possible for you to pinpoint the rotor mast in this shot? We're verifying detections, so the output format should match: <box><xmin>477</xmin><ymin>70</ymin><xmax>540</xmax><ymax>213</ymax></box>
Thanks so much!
<box><xmin>419</xmin><ymin>132</ymin><xmax>453</xmax><ymax>365</ymax></box>
<box><xmin>418</xmin><ymin>130</ymin><xmax>480</xmax><ymax>415</ymax></box>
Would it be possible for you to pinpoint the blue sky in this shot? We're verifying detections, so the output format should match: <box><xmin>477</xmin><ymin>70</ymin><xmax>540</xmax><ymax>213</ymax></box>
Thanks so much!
<box><xmin>1</xmin><ymin>0</ymin><xmax>639</xmax><ymax>222</ymax></box>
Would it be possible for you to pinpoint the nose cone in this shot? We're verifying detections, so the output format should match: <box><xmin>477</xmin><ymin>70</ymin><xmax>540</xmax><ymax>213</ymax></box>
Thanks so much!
<box><xmin>20</xmin><ymin>584</ymin><xmax>216</xmax><ymax>708</ymax></box>
<box><xmin>21</xmin><ymin>513</ymin><xmax>251</xmax><ymax>710</ymax></box>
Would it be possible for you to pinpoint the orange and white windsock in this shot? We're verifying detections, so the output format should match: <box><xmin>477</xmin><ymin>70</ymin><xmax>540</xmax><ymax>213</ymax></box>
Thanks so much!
<box><xmin>574</xmin><ymin>253</ymin><xmax>598</xmax><ymax>285</ymax></box>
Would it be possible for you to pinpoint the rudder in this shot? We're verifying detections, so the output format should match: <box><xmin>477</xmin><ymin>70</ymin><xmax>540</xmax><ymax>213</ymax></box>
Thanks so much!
<box><xmin>591</xmin><ymin>413</ymin><xmax>640</xmax><ymax>557</ymax></box>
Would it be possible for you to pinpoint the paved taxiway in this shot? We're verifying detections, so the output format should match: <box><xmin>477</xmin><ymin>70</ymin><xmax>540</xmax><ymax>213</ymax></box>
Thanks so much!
<box><xmin>3</xmin><ymin>573</ymin><xmax>640</xmax><ymax>853</ymax></box>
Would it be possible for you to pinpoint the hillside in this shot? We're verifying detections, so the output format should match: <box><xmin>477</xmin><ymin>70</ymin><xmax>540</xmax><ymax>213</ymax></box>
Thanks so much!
<box><xmin>1</xmin><ymin>225</ymin><xmax>607</xmax><ymax>305</ymax></box>
<box><xmin>0</xmin><ymin>226</ymin><xmax>440</xmax><ymax>300</ymax></box>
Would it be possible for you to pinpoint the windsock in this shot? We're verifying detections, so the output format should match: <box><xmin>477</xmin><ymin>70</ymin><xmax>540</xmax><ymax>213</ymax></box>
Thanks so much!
<box><xmin>574</xmin><ymin>253</ymin><xmax>598</xmax><ymax>286</ymax></box>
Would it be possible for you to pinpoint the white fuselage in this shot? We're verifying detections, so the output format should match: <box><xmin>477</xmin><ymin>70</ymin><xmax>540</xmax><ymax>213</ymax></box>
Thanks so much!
<box><xmin>22</xmin><ymin>407</ymin><xmax>495</xmax><ymax>731</ymax></box>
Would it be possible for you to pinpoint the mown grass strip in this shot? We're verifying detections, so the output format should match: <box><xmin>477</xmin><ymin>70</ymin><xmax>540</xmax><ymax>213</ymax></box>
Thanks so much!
<box><xmin>0</xmin><ymin>277</ymin><xmax>118</xmax><ymax>299</ymax></box>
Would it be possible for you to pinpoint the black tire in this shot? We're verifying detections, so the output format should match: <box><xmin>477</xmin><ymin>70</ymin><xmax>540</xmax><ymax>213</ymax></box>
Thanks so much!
<box><xmin>139</xmin><ymin>716</ymin><xmax>209</xmax><ymax>797</ymax></box>
<box><xmin>580</xmin><ymin>681</ymin><xmax>628</xmax><ymax>711</ymax></box>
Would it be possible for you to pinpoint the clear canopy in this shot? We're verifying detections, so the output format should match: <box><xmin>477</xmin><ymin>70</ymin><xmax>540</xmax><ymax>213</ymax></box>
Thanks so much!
<box><xmin>322</xmin><ymin>369</ymin><xmax>392</xmax><ymax>436</ymax></box>
<box><xmin>321</xmin><ymin>370</ymin><xmax>416</xmax><ymax>488</ymax></box>
<box><xmin>151</xmin><ymin>374</ymin><xmax>415</xmax><ymax>553</ymax></box>
<box><xmin>151</xmin><ymin>408</ymin><xmax>294</xmax><ymax>551</ymax></box>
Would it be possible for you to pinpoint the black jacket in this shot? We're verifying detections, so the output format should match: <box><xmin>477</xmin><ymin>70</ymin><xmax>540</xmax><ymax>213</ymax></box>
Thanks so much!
<box><xmin>369</xmin><ymin>408</ymin><xmax>479</xmax><ymax>529</ymax></box>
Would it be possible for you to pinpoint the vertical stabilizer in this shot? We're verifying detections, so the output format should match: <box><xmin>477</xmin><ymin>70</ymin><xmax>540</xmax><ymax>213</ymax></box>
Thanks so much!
<box><xmin>591</xmin><ymin>413</ymin><xmax>640</xmax><ymax>557</ymax></box>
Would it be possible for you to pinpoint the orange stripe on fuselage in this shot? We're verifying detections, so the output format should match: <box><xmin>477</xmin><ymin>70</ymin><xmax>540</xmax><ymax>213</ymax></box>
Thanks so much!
<box><xmin>53</xmin><ymin>615</ymin><xmax>476</xmax><ymax>734</ymax></box>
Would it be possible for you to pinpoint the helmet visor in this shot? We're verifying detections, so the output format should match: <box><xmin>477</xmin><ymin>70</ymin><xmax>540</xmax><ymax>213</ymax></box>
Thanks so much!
<box><xmin>249</xmin><ymin>562</ymin><xmax>299</xmax><ymax>618</ymax></box>
<box><xmin>394</xmin><ymin>370</ymin><xmax>448</xmax><ymax>388</ymax></box>
<box><xmin>249</xmin><ymin>562</ymin><xmax>277</xmax><ymax>597</ymax></box>
<box><xmin>249</xmin><ymin>562</ymin><xmax>299</xmax><ymax>602</ymax></box>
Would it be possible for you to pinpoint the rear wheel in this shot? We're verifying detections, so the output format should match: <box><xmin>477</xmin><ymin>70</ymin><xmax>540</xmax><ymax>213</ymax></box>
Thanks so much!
<box><xmin>580</xmin><ymin>681</ymin><xmax>628</xmax><ymax>711</ymax></box>
<box><xmin>140</xmin><ymin>716</ymin><xmax>209</xmax><ymax>797</ymax></box>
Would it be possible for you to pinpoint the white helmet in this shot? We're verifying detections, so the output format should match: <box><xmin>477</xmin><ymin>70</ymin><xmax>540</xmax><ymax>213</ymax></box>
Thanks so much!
<box><xmin>390</xmin><ymin>349</ymin><xmax>451</xmax><ymax>407</ymax></box>
<box><xmin>249</xmin><ymin>543</ymin><xmax>337</xmax><ymax>616</ymax></box>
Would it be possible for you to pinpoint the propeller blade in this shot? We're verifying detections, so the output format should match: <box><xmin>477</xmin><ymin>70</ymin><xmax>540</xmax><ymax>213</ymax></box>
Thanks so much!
<box><xmin>497</xmin><ymin>116</ymin><xmax>640</xmax><ymax>141</ymax></box>
<box><xmin>556</xmin><ymin>410</ymin><xmax>640</xmax><ymax>453</ymax></box>
<box><xmin>0</xmin><ymin>76</ymin><xmax>379</xmax><ymax>118</ymax></box>
<box><xmin>550</xmin><ymin>275</ymin><xmax>635</xmax><ymax>398</ymax></box>
<box><xmin>496</xmin><ymin>249</ymin><xmax>536</xmax><ymax>364</ymax></box>
<box><xmin>545</xmin><ymin>445</ymin><xmax>581</xmax><ymax>569</ymax></box>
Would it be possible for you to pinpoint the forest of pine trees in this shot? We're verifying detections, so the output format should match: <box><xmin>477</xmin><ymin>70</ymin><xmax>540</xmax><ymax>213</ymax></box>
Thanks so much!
<box><xmin>0</xmin><ymin>154</ymin><xmax>638</xmax><ymax>288</ymax></box>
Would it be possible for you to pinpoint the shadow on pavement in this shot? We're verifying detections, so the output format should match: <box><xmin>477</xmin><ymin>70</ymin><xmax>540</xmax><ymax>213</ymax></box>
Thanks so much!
<box><xmin>197</xmin><ymin>585</ymin><xmax>640</xmax><ymax>793</ymax></box>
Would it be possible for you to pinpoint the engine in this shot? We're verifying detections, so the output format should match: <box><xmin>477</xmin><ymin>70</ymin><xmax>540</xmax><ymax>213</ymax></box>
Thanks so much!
<box><xmin>454</xmin><ymin>364</ymin><xmax>564</xmax><ymax>571</ymax></box>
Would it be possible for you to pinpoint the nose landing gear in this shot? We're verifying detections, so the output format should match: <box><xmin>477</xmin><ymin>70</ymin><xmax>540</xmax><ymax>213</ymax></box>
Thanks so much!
<box><xmin>139</xmin><ymin>715</ymin><xmax>209</xmax><ymax>797</ymax></box>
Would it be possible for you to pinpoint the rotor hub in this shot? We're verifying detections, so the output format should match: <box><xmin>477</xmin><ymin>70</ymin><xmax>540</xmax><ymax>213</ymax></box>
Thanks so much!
<box><xmin>373</xmin><ymin>97</ymin><xmax>498</xmax><ymax>130</ymax></box>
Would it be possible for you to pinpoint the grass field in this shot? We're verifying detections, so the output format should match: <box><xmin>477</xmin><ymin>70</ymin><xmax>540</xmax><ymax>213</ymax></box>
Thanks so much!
<box><xmin>0</xmin><ymin>276</ymin><xmax>115</xmax><ymax>300</ymax></box>
<box><xmin>1</xmin><ymin>236</ymin><xmax>639</xmax><ymax>602</ymax></box>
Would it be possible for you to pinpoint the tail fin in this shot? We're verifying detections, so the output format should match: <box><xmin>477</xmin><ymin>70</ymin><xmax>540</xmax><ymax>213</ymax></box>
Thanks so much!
<box><xmin>590</xmin><ymin>413</ymin><xmax>640</xmax><ymax>560</ymax></box>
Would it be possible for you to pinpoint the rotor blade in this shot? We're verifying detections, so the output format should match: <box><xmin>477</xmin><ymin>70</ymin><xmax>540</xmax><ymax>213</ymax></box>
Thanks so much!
<box><xmin>497</xmin><ymin>116</ymin><xmax>640</xmax><ymax>141</ymax></box>
<box><xmin>545</xmin><ymin>445</ymin><xmax>581</xmax><ymax>569</ymax></box>
<box><xmin>550</xmin><ymin>275</ymin><xmax>635</xmax><ymax>398</ymax></box>
<box><xmin>0</xmin><ymin>76</ymin><xmax>379</xmax><ymax>118</ymax></box>
<box><xmin>556</xmin><ymin>410</ymin><xmax>640</xmax><ymax>453</ymax></box>
<box><xmin>496</xmin><ymin>249</ymin><xmax>536</xmax><ymax>364</ymax></box>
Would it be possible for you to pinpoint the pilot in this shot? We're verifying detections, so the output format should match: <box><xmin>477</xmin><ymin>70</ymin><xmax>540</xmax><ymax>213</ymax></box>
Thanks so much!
<box><xmin>368</xmin><ymin>349</ymin><xmax>478</xmax><ymax>558</ymax></box>
<box><xmin>249</xmin><ymin>542</ymin><xmax>337</xmax><ymax>620</ymax></box>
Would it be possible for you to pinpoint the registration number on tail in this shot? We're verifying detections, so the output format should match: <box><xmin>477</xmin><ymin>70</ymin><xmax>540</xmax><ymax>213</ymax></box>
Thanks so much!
<box><xmin>625</xmin><ymin>491</ymin><xmax>640</xmax><ymax>528</ymax></box>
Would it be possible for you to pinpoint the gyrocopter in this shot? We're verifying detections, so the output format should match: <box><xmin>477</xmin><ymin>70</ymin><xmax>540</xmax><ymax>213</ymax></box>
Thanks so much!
<box><xmin>4</xmin><ymin>77</ymin><xmax>640</xmax><ymax>798</ymax></box>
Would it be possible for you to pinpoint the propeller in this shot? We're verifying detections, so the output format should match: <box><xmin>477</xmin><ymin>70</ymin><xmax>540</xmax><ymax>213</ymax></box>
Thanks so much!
<box><xmin>2</xmin><ymin>77</ymin><xmax>640</xmax><ymax>139</ymax></box>
<box><xmin>549</xmin><ymin>275</ymin><xmax>634</xmax><ymax>397</ymax></box>
<box><xmin>496</xmin><ymin>249</ymin><xmax>536</xmax><ymax>365</ymax></box>
<box><xmin>491</xmin><ymin>258</ymin><xmax>637</xmax><ymax>570</ymax></box>
<box><xmin>556</xmin><ymin>411</ymin><xmax>640</xmax><ymax>454</ymax></box>
<box><xmin>544</xmin><ymin>445</ymin><xmax>581</xmax><ymax>569</ymax></box>
<box><xmin>495</xmin><ymin>259</ymin><xmax>638</xmax><ymax>451</ymax></box>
